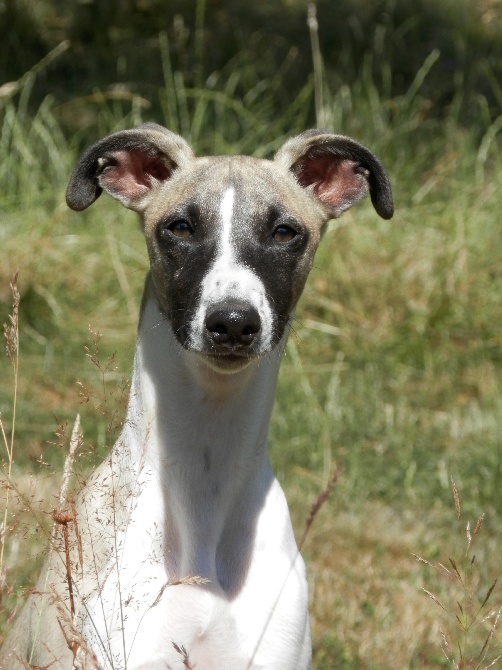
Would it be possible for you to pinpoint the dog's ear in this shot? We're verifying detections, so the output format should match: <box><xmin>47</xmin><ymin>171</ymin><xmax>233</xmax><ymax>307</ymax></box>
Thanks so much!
<box><xmin>66</xmin><ymin>123</ymin><xmax>194</xmax><ymax>213</ymax></box>
<box><xmin>275</xmin><ymin>129</ymin><xmax>394</xmax><ymax>220</ymax></box>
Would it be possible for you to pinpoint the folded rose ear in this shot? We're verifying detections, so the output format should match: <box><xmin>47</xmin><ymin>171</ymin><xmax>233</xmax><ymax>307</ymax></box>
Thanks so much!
<box><xmin>66</xmin><ymin>123</ymin><xmax>194</xmax><ymax>213</ymax></box>
<box><xmin>275</xmin><ymin>129</ymin><xmax>394</xmax><ymax>220</ymax></box>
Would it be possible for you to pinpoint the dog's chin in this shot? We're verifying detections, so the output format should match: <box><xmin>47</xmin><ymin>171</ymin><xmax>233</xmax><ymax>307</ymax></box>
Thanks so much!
<box><xmin>199</xmin><ymin>352</ymin><xmax>259</xmax><ymax>374</ymax></box>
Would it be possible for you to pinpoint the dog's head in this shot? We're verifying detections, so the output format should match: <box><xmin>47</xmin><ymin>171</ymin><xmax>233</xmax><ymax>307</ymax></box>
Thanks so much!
<box><xmin>67</xmin><ymin>123</ymin><xmax>393</xmax><ymax>372</ymax></box>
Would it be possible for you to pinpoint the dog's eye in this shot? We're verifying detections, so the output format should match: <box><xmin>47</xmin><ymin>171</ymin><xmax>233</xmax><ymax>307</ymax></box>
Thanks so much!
<box><xmin>167</xmin><ymin>220</ymin><xmax>194</xmax><ymax>238</ymax></box>
<box><xmin>272</xmin><ymin>225</ymin><xmax>297</xmax><ymax>244</ymax></box>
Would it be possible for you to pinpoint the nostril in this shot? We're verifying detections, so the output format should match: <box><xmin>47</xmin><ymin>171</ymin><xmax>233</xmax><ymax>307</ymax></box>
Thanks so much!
<box><xmin>208</xmin><ymin>322</ymin><xmax>228</xmax><ymax>335</ymax></box>
<box><xmin>206</xmin><ymin>318</ymin><xmax>229</xmax><ymax>343</ymax></box>
<box><xmin>240</xmin><ymin>315</ymin><xmax>261</xmax><ymax>344</ymax></box>
<box><xmin>205</xmin><ymin>303</ymin><xmax>261</xmax><ymax>347</ymax></box>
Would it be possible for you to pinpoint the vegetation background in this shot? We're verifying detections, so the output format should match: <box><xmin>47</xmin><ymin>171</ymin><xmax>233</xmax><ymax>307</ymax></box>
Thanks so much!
<box><xmin>0</xmin><ymin>0</ymin><xmax>501</xmax><ymax>667</ymax></box>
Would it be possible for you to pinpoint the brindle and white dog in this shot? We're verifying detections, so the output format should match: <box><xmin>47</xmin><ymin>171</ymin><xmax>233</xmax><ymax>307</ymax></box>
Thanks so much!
<box><xmin>0</xmin><ymin>124</ymin><xmax>393</xmax><ymax>670</ymax></box>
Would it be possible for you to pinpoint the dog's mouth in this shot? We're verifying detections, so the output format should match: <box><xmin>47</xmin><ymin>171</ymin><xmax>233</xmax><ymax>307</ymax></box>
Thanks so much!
<box><xmin>194</xmin><ymin>349</ymin><xmax>259</xmax><ymax>373</ymax></box>
<box><xmin>172</xmin><ymin>322</ymin><xmax>262</xmax><ymax>369</ymax></box>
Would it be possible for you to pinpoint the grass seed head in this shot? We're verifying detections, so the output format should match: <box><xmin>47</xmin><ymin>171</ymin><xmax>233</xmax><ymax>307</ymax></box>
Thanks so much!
<box><xmin>3</xmin><ymin>273</ymin><xmax>20</xmax><ymax>364</ymax></box>
<box><xmin>474</xmin><ymin>513</ymin><xmax>485</xmax><ymax>538</ymax></box>
<box><xmin>172</xmin><ymin>642</ymin><xmax>194</xmax><ymax>670</ymax></box>
<box><xmin>451</xmin><ymin>477</ymin><xmax>461</xmax><ymax>523</ymax></box>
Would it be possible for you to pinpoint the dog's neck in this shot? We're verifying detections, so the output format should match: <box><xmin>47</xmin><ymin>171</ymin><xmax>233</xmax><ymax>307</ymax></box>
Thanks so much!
<box><xmin>123</xmin><ymin>281</ymin><xmax>286</xmax><ymax>587</ymax></box>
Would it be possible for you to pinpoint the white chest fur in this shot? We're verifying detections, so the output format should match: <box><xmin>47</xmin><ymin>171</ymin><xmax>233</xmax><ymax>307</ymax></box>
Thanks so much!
<box><xmin>76</xmin><ymin>296</ymin><xmax>311</xmax><ymax>670</ymax></box>
<box><xmin>80</xmin><ymin>472</ymin><xmax>310</xmax><ymax>669</ymax></box>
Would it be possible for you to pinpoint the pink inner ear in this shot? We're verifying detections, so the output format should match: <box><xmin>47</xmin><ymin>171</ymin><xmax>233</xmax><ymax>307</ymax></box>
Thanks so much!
<box><xmin>296</xmin><ymin>154</ymin><xmax>368</xmax><ymax>213</ymax></box>
<box><xmin>99</xmin><ymin>149</ymin><xmax>174</xmax><ymax>207</ymax></box>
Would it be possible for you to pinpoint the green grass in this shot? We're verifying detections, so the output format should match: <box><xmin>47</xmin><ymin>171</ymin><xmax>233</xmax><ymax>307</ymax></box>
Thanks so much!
<box><xmin>1</xmin><ymin>51</ymin><xmax>501</xmax><ymax>668</ymax></box>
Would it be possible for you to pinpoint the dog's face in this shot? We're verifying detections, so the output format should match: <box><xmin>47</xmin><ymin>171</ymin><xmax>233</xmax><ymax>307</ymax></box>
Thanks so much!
<box><xmin>141</xmin><ymin>156</ymin><xmax>326</xmax><ymax>370</ymax></box>
<box><xmin>66</xmin><ymin>124</ymin><xmax>393</xmax><ymax>372</ymax></box>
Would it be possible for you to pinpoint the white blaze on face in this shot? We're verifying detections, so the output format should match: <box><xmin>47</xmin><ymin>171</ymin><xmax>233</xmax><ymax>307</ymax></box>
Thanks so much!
<box><xmin>220</xmin><ymin>186</ymin><xmax>234</xmax><ymax>264</ymax></box>
<box><xmin>190</xmin><ymin>186</ymin><xmax>274</xmax><ymax>351</ymax></box>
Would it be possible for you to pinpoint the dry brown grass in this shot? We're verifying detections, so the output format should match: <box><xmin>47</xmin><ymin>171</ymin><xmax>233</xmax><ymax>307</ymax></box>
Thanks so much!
<box><xmin>290</xmin><ymin>487</ymin><xmax>502</xmax><ymax>669</ymax></box>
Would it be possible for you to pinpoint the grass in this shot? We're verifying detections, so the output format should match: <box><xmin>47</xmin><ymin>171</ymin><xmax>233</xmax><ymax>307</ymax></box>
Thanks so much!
<box><xmin>413</xmin><ymin>481</ymin><xmax>501</xmax><ymax>669</ymax></box>
<box><xmin>0</xmin><ymin>32</ymin><xmax>501</xmax><ymax>668</ymax></box>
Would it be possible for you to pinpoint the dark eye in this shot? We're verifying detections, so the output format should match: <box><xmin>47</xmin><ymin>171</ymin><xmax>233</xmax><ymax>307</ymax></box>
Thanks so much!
<box><xmin>272</xmin><ymin>225</ymin><xmax>297</xmax><ymax>244</ymax></box>
<box><xmin>167</xmin><ymin>220</ymin><xmax>194</xmax><ymax>239</ymax></box>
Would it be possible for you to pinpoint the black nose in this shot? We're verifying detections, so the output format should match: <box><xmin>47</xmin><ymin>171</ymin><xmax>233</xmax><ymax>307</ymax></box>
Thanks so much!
<box><xmin>205</xmin><ymin>303</ymin><xmax>261</xmax><ymax>347</ymax></box>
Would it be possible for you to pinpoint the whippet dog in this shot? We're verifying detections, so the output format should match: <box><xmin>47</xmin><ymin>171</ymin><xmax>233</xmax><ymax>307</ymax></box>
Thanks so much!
<box><xmin>0</xmin><ymin>124</ymin><xmax>393</xmax><ymax>670</ymax></box>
